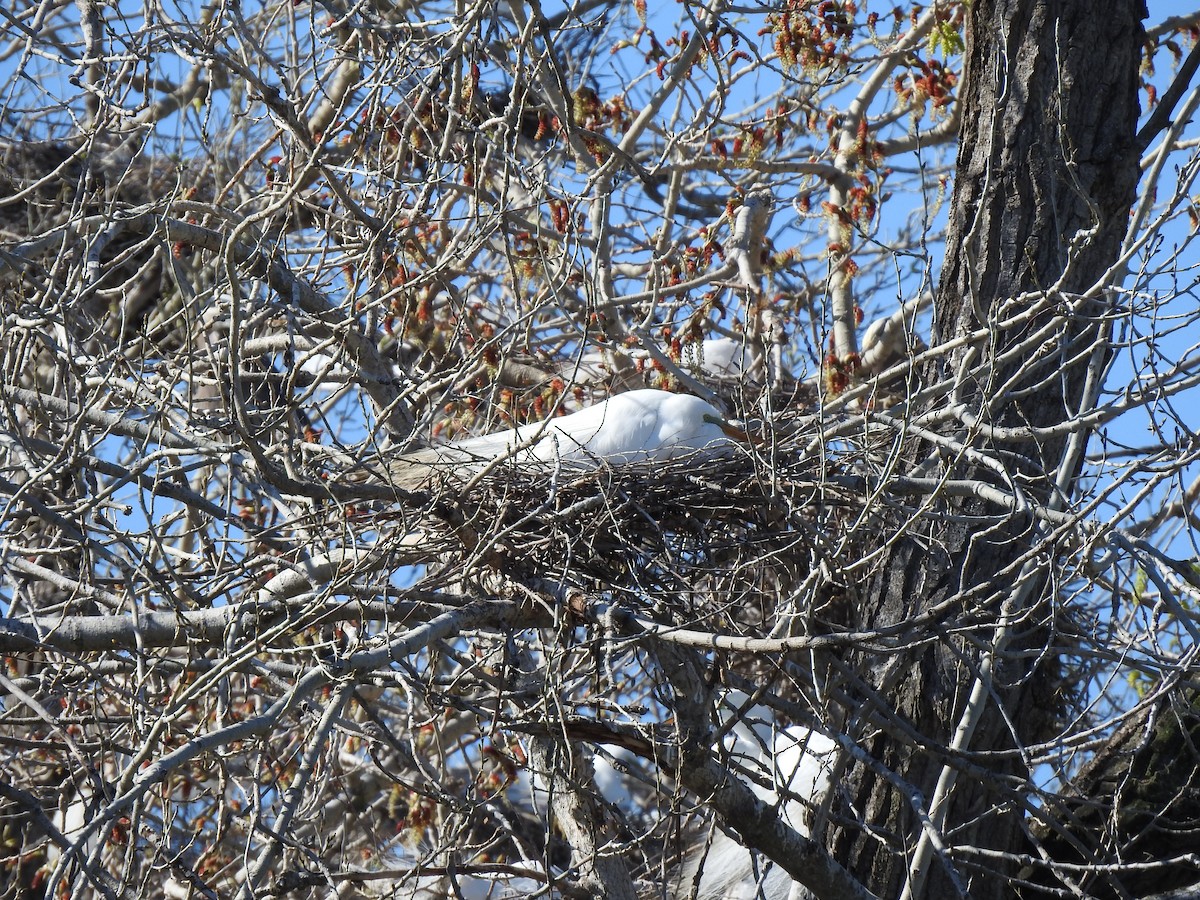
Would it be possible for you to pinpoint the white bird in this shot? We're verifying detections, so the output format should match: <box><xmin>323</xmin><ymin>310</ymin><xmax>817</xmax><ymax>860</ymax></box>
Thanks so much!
<box><xmin>692</xmin><ymin>337</ymin><xmax>752</xmax><ymax>377</ymax></box>
<box><xmin>359</xmin><ymin>389</ymin><xmax>745</xmax><ymax>489</ymax></box>
<box><xmin>671</xmin><ymin>692</ymin><xmax>839</xmax><ymax>900</ymax></box>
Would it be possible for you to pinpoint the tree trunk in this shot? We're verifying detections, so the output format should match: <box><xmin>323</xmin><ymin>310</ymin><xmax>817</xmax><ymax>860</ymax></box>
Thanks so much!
<box><xmin>1018</xmin><ymin>690</ymin><xmax>1200</xmax><ymax>898</ymax></box>
<box><xmin>832</xmin><ymin>1</ymin><xmax>1145</xmax><ymax>896</ymax></box>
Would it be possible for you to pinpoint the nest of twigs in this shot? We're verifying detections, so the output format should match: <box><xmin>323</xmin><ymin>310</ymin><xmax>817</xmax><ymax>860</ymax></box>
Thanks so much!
<box><xmin>351</xmin><ymin>438</ymin><xmax>869</xmax><ymax>647</ymax></box>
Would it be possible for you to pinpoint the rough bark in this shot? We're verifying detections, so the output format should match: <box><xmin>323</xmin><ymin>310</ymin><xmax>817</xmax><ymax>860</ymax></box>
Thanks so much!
<box><xmin>832</xmin><ymin>2</ymin><xmax>1145</xmax><ymax>897</ymax></box>
<box><xmin>529</xmin><ymin>735</ymin><xmax>639</xmax><ymax>900</ymax></box>
<box><xmin>1018</xmin><ymin>691</ymin><xmax>1200</xmax><ymax>898</ymax></box>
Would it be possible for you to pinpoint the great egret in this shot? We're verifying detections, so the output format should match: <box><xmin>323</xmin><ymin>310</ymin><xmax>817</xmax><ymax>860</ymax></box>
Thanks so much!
<box><xmin>693</xmin><ymin>337</ymin><xmax>751</xmax><ymax>377</ymax></box>
<box><xmin>573</xmin><ymin>337</ymin><xmax>750</xmax><ymax>383</ymax></box>
<box><xmin>358</xmin><ymin>388</ymin><xmax>745</xmax><ymax>489</ymax></box>
<box><xmin>671</xmin><ymin>692</ymin><xmax>839</xmax><ymax>900</ymax></box>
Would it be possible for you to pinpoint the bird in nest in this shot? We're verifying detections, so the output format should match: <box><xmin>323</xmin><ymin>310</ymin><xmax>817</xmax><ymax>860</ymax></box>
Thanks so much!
<box><xmin>353</xmin><ymin>388</ymin><xmax>749</xmax><ymax>490</ymax></box>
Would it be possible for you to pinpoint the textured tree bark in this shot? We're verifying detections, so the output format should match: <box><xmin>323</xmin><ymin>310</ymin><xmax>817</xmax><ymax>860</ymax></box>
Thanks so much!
<box><xmin>1017</xmin><ymin>690</ymin><xmax>1200</xmax><ymax>898</ymax></box>
<box><xmin>831</xmin><ymin>2</ymin><xmax>1145</xmax><ymax>897</ymax></box>
<box><xmin>529</xmin><ymin>734</ymin><xmax>639</xmax><ymax>900</ymax></box>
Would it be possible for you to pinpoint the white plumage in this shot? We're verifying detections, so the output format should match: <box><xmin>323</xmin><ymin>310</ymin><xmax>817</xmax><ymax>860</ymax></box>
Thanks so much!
<box><xmin>367</xmin><ymin>389</ymin><xmax>741</xmax><ymax>488</ymax></box>
<box><xmin>694</xmin><ymin>337</ymin><xmax>751</xmax><ymax>377</ymax></box>
<box><xmin>671</xmin><ymin>692</ymin><xmax>839</xmax><ymax>900</ymax></box>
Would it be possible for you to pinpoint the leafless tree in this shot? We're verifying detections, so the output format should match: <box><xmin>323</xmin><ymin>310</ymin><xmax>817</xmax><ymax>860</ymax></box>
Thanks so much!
<box><xmin>1</xmin><ymin>1</ymin><xmax>1198</xmax><ymax>898</ymax></box>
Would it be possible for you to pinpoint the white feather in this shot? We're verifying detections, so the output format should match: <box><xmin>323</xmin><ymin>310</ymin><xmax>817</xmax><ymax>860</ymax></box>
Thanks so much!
<box><xmin>672</xmin><ymin>692</ymin><xmax>839</xmax><ymax>900</ymax></box>
<box><xmin>694</xmin><ymin>338</ymin><xmax>751</xmax><ymax>377</ymax></box>
<box><xmin>372</xmin><ymin>389</ymin><xmax>739</xmax><ymax>488</ymax></box>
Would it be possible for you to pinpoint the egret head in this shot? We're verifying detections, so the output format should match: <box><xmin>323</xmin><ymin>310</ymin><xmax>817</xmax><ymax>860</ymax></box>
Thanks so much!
<box><xmin>702</xmin><ymin>411</ymin><xmax>751</xmax><ymax>445</ymax></box>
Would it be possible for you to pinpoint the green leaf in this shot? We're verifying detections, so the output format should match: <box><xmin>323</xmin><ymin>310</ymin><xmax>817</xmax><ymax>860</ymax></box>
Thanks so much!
<box><xmin>928</xmin><ymin>20</ymin><xmax>965</xmax><ymax>59</ymax></box>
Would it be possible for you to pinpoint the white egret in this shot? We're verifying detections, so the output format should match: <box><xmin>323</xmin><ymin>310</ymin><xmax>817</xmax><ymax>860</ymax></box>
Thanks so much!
<box><xmin>574</xmin><ymin>337</ymin><xmax>751</xmax><ymax>382</ymax></box>
<box><xmin>693</xmin><ymin>337</ymin><xmax>752</xmax><ymax>377</ymax></box>
<box><xmin>671</xmin><ymin>692</ymin><xmax>839</xmax><ymax>900</ymax></box>
<box><xmin>360</xmin><ymin>388</ymin><xmax>745</xmax><ymax>489</ymax></box>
